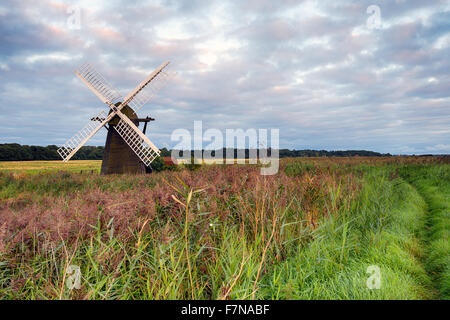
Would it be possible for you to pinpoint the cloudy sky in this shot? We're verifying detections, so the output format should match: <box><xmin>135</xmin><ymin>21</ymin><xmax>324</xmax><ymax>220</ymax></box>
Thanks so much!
<box><xmin>0</xmin><ymin>0</ymin><xmax>449</xmax><ymax>154</ymax></box>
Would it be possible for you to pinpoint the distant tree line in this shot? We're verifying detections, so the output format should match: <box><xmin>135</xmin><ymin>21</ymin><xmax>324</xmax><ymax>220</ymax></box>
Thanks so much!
<box><xmin>0</xmin><ymin>144</ymin><xmax>392</xmax><ymax>161</ymax></box>
<box><xmin>278</xmin><ymin>149</ymin><xmax>392</xmax><ymax>157</ymax></box>
<box><xmin>0</xmin><ymin>144</ymin><xmax>104</xmax><ymax>161</ymax></box>
<box><xmin>174</xmin><ymin>148</ymin><xmax>392</xmax><ymax>159</ymax></box>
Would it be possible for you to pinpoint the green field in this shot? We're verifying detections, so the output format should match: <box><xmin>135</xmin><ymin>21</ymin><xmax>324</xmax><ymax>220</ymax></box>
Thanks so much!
<box><xmin>0</xmin><ymin>160</ymin><xmax>101</xmax><ymax>174</ymax></box>
<box><xmin>0</xmin><ymin>157</ymin><xmax>448</xmax><ymax>299</ymax></box>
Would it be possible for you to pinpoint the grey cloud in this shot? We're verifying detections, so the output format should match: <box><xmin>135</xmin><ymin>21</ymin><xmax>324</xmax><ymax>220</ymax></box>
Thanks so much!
<box><xmin>0</xmin><ymin>0</ymin><xmax>449</xmax><ymax>155</ymax></box>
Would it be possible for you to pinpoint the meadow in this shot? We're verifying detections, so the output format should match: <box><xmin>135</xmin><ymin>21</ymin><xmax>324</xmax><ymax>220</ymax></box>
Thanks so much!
<box><xmin>0</xmin><ymin>157</ymin><xmax>448</xmax><ymax>299</ymax></box>
<box><xmin>0</xmin><ymin>160</ymin><xmax>101</xmax><ymax>174</ymax></box>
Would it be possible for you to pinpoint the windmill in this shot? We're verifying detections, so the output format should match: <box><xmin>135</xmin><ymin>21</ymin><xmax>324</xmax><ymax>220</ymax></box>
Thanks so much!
<box><xmin>57</xmin><ymin>62</ymin><xmax>172</xmax><ymax>174</ymax></box>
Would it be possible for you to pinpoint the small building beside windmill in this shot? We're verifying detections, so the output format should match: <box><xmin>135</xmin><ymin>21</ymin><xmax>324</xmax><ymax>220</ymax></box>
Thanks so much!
<box><xmin>162</xmin><ymin>157</ymin><xmax>178</xmax><ymax>166</ymax></box>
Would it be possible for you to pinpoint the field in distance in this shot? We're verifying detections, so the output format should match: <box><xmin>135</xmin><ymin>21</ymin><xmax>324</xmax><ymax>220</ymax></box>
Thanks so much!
<box><xmin>0</xmin><ymin>159</ymin><xmax>260</xmax><ymax>174</ymax></box>
<box><xmin>0</xmin><ymin>160</ymin><xmax>101</xmax><ymax>174</ymax></box>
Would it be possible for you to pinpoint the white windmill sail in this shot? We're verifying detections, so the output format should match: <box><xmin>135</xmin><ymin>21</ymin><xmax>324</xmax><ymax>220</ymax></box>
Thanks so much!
<box><xmin>58</xmin><ymin>64</ymin><xmax>125</xmax><ymax>161</ymax></box>
<box><xmin>58</xmin><ymin>61</ymin><xmax>171</xmax><ymax>166</ymax></box>
<box><xmin>110</xmin><ymin>62</ymin><xmax>170</xmax><ymax>165</ymax></box>
<box><xmin>114</xmin><ymin>117</ymin><xmax>160</xmax><ymax>166</ymax></box>
<box><xmin>58</xmin><ymin>110</ymin><xmax>106</xmax><ymax>161</ymax></box>
<box><xmin>123</xmin><ymin>61</ymin><xmax>172</xmax><ymax>112</ymax></box>
<box><xmin>75</xmin><ymin>63</ymin><xmax>122</xmax><ymax>105</ymax></box>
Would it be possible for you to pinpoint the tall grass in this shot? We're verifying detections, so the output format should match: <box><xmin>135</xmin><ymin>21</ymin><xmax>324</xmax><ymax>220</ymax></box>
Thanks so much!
<box><xmin>0</xmin><ymin>158</ymin><xmax>447</xmax><ymax>299</ymax></box>
<box><xmin>258</xmin><ymin>167</ymin><xmax>434</xmax><ymax>299</ymax></box>
<box><xmin>399</xmin><ymin>164</ymin><xmax>450</xmax><ymax>299</ymax></box>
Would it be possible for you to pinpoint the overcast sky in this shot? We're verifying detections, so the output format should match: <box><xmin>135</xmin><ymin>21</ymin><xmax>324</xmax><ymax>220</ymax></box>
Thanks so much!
<box><xmin>0</xmin><ymin>0</ymin><xmax>449</xmax><ymax>154</ymax></box>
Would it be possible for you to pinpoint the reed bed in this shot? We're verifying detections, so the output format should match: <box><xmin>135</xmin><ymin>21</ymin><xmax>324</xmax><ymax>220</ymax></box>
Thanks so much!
<box><xmin>0</xmin><ymin>157</ymin><xmax>447</xmax><ymax>299</ymax></box>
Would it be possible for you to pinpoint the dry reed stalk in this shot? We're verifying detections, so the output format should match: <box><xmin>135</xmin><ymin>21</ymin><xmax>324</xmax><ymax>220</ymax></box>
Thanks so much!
<box><xmin>220</xmin><ymin>250</ymin><xmax>248</xmax><ymax>300</ymax></box>
<box><xmin>184</xmin><ymin>189</ymin><xmax>194</xmax><ymax>299</ymax></box>
<box><xmin>220</xmin><ymin>215</ymin><xmax>248</xmax><ymax>300</ymax></box>
<box><xmin>136</xmin><ymin>219</ymin><xmax>150</xmax><ymax>250</ymax></box>
<box><xmin>58</xmin><ymin>226</ymin><xmax>83</xmax><ymax>299</ymax></box>
<box><xmin>252</xmin><ymin>200</ymin><xmax>277</xmax><ymax>299</ymax></box>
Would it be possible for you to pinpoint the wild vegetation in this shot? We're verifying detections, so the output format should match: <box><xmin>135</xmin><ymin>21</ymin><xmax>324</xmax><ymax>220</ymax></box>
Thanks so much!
<box><xmin>0</xmin><ymin>157</ymin><xmax>448</xmax><ymax>299</ymax></box>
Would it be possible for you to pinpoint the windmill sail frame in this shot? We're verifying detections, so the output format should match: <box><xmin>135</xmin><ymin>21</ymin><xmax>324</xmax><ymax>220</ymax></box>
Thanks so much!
<box><xmin>57</xmin><ymin>61</ymin><xmax>171</xmax><ymax>166</ymax></box>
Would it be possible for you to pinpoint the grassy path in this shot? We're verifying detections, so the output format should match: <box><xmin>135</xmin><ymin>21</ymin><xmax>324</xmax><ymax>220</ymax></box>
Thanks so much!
<box><xmin>259</xmin><ymin>167</ymin><xmax>436</xmax><ymax>299</ymax></box>
<box><xmin>400</xmin><ymin>165</ymin><xmax>450</xmax><ymax>299</ymax></box>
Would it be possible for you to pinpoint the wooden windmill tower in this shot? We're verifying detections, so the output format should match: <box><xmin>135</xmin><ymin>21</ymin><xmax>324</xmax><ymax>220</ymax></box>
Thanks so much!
<box><xmin>57</xmin><ymin>62</ymin><xmax>171</xmax><ymax>174</ymax></box>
